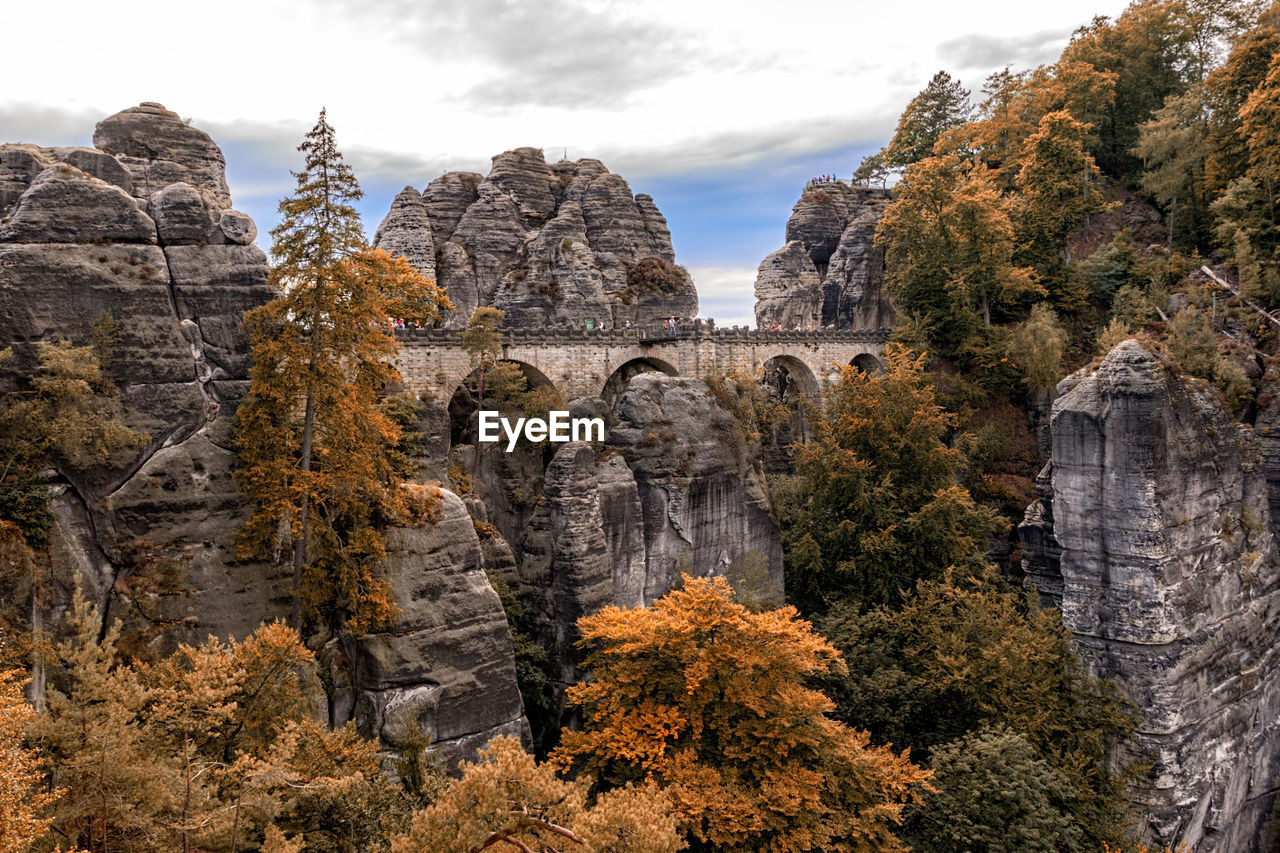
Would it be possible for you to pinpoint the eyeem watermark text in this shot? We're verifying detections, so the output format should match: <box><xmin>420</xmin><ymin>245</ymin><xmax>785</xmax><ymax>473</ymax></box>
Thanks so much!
<box><xmin>477</xmin><ymin>411</ymin><xmax>605</xmax><ymax>452</ymax></box>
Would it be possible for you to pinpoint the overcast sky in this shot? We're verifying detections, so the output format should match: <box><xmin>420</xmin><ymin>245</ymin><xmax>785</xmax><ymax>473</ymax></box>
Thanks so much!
<box><xmin>3</xmin><ymin>0</ymin><xmax>1129</xmax><ymax>326</ymax></box>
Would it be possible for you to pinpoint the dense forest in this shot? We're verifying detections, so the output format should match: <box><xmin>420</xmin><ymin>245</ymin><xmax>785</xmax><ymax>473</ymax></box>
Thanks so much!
<box><xmin>5</xmin><ymin>0</ymin><xmax>1280</xmax><ymax>851</ymax></box>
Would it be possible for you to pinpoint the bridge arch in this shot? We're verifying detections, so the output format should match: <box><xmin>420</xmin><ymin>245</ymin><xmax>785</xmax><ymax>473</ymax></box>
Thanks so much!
<box><xmin>761</xmin><ymin>354</ymin><xmax>821</xmax><ymax>400</ymax></box>
<box><xmin>851</xmin><ymin>353</ymin><xmax>884</xmax><ymax>375</ymax></box>
<box><xmin>602</xmin><ymin>356</ymin><xmax>679</xmax><ymax>404</ymax></box>
<box><xmin>448</xmin><ymin>358</ymin><xmax>562</xmax><ymax>444</ymax></box>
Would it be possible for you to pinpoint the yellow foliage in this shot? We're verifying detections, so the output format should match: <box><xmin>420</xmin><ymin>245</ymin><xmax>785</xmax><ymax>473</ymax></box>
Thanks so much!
<box><xmin>555</xmin><ymin>576</ymin><xmax>931</xmax><ymax>852</ymax></box>
<box><xmin>395</xmin><ymin>735</ymin><xmax>682</xmax><ymax>853</ymax></box>
<box><xmin>0</xmin><ymin>669</ymin><xmax>58</xmax><ymax>853</ymax></box>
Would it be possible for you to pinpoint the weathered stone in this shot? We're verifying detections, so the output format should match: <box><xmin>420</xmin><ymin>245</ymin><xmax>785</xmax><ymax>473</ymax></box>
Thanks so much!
<box><xmin>450</xmin><ymin>181</ymin><xmax>527</xmax><ymax>303</ymax></box>
<box><xmin>609</xmin><ymin>374</ymin><xmax>783</xmax><ymax>601</ymax></box>
<box><xmin>755</xmin><ymin>241</ymin><xmax>822</xmax><ymax>330</ymax></box>
<box><xmin>436</xmin><ymin>241</ymin><xmax>479</xmax><ymax>329</ymax></box>
<box><xmin>634</xmin><ymin>193</ymin><xmax>676</xmax><ymax>264</ymax></box>
<box><xmin>1018</xmin><ymin>462</ymin><xmax>1063</xmax><ymax>609</ymax></box>
<box><xmin>52</xmin><ymin>147</ymin><xmax>134</xmax><ymax>194</ymax></box>
<box><xmin>493</xmin><ymin>201</ymin><xmax>607</xmax><ymax>326</ymax></box>
<box><xmin>378</xmin><ymin>155</ymin><xmax>695</xmax><ymax>329</ymax></box>
<box><xmin>756</xmin><ymin>184</ymin><xmax>893</xmax><ymax>331</ymax></box>
<box><xmin>0</xmin><ymin>166</ymin><xmax>156</xmax><ymax>244</ymax></box>
<box><xmin>218</xmin><ymin>209</ymin><xmax>256</xmax><ymax>245</ymax></box>
<box><xmin>784</xmin><ymin>184</ymin><xmax>858</xmax><ymax>269</ymax></box>
<box><xmin>94</xmin><ymin>432</ymin><xmax>291</xmax><ymax>646</ymax></box>
<box><xmin>163</xmin><ymin>244</ymin><xmax>272</xmax><ymax>377</ymax></box>
<box><xmin>488</xmin><ymin>147</ymin><xmax>557</xmax><ymax>226</ymax></box>
<box><xmin>822</xmin><ymin>206</ymin><xmax>894</xmax><ymax>330</ymax></box>
<box><xmin>0</xmin><ymin>145</ymin><xmax>49</xmax><ymax>216</ymax></box>
<box><xmin>373</xmin><ymin>187</ymin><xmax>436</xmax><ymax>281</ymax></box>
<box><xmin>93</xmin><ymin>102</ymin><xmax>231</xmax><ymax>208</ymax></box>
<box><xmin>353</xmin><ymin>490</ymin><xmax>526</xmax><ymax>768</ymax></box>
<box><xmin>421</xmin><ymin>171</ymin><xmax>482</xmax><ymax>250</ymax></box>
<box><xmin>1048</xmin><ymin>340</ymin><xmax>1280</xmax><ymax>852</ymax></box>
<box><xmin>519</xmin><ymin>443</ymin><xmax>615</xmax><ymax>686</ymax></box>
<box><xmin>149</xmin><ymin>182</ymin><xmax>219</xmax><ymax>245</ymax></box>
<box><xmin>0</xmin><ymin>243</ymin><xmax>186</xmax><ymax>384</ymax></box>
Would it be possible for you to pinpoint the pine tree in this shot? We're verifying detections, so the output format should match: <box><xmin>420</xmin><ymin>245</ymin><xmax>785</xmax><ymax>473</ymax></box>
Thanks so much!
<box><xmin>233</xmin><ymin>109</ymin><xmax>449</xmax><ymax>632</ymax></box>
<box><xmin>884</xmin><ymin>71</ymin><xmax>972</xmax><ymax>168</ymax></box>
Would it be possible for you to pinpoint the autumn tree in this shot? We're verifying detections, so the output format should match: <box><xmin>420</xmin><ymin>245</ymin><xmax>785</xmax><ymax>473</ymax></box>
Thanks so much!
<box><xmin>30</xmin><ymin>594</ymin><xmax>409</xmax><ymax>853</ymax></box>
<box><xmin>395</xmin><ymin>735</ymin><xmax>682</xmax><ymax>853</ymax></box>
<box><xmin>233</xmin><ymin>109</ymin><xmax>449</xmax><ymax>632</ymax></box>
<box><xmin>817</xmin><ymin>574</ymin><xmax>1138</xmax><ymax>851</ymax></box>
<box><xmin>877</xmin><ymin>153</ymin><xmax>1040</xmax><ymax>358</ymax></box>
<box><xmin>1007</xmin><ymin>303</ymin><xmax>1069</xmax><ymax>390</ymax></box>
<box><xmin>1135</xmin><ymin>83</ymin><xmax>1211</xmax><ymax>247</ymax></box>
<box><xmin>555</xmin><ymin>575</ymin><xmax>931</xmax><ymax>853</ymax></box>
<box><xmin>0</xmin><ymin>340</ymin><xmax>146</xmax><ymax>547</ymax></box>
<box><xmin>1014</xmin><ymin>111</ymin><xmax>1112</xmax><ymax>307</ymax></box>
<box><xmin>778</xmin><ymin>344</ymin><xmax>1002</xmax><ymax>612</ymax></box>
<box><xmin>0</xmin><ymin>668</ymin><xmax>59</xmax><ymax>853</ymax></box>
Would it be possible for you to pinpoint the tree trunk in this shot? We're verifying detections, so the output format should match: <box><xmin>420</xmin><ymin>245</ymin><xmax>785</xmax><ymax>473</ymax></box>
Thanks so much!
<box><xmin>291</xmin><ymin>392</ymin><xmax>316</xmax><ymax>631</ymax></box>
<box><xmin>1169</xmin><ymin>194</ymin><xmax>1176</xmax><ymax>250</ymax></box>
<box><xmin>982</xmin><ymin>291</ymin><xmax>991</xmax><ymax>326</ymax></box>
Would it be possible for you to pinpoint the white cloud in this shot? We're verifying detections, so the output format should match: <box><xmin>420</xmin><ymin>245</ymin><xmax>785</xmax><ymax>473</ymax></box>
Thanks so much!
<box><xmin>688</xmin><ymin>266</ymin><xmax>759</xmax><ymax>329</ymax></box>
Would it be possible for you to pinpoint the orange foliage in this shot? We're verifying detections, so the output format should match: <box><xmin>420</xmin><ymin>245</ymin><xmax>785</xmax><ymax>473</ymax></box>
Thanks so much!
<box><xmin>556</xmin><ymin>576</ymin><xmax>931</xmax><ymax>852</ymax></box>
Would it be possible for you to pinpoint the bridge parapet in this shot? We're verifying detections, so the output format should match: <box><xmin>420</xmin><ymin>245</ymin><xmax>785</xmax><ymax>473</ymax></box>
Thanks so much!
<box><xmin>393</xmin><ymin>325</ymin><xmax>892</xmax><ymax>347</ymax></box>
<box><xmin>391</xmin><ymin>322</ymin><xmax>891</xmax><ymax>402</ymax></box>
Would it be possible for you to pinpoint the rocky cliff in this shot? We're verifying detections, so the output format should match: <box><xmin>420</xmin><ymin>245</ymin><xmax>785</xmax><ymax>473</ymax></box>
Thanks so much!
<box><xmin>754</xmin><ymin>183</ymin><xmax>895</xmax><ymax>331</ymax></box>
<box><xmin>373</xmin><ymin>148</ymin><xmax>698</xmax><ymax>329</ymax></box>
<box><xmin>0</xmin><ymin>102</ymin><xmax>283</xmax><ymax>644</ymax></box>
<box><xmin>0</xmin><ymin>104</ymin><xmax>530</xmax><ymax>768</ymax></box>
<box><xmin>1021</xmin><ymin>340</ymin><xmax>1280</xmax><ymax>852</ymax></box>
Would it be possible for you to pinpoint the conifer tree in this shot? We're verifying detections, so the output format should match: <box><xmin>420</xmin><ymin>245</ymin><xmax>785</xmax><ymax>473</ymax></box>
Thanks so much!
<box><xmin>885</xmin><ymin>71</ymin><xmax>972</xmax><ymax>168</ymax></box>
<box><xmin>780</xmin><ymin>345</ymin><xmax>1002</xmax><ymax>611</ymax></box>
<box><xmin>233</xmin><ymin>110</ymin><xmax>449</xmax><ymax>632</ymax></box>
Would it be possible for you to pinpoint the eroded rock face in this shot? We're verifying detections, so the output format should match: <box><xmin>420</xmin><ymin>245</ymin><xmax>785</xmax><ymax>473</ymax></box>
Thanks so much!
<box><xmin>376</xmin><ymin>149</ymin><xmax>697</xmax><ymax>329</ymax></box>
<box><xmin>0</xmin><ymin>103</ymin><xmax>280</xmax><ymax>645</ymax></box>
<box><xmin>93</xmin><ymin>101</ymin><xmax>231</xmax><ymax>209</ymax></box>
<box><xmin>754</xmin><ymin>184</ymin><xmax>894</xmax><ymax>331</ymax></box>
<box><xmin>354</xmin><ymin>490</ymin><xmax>527</xmax><ymax>770</ymax></box>
<box><xmin>609</xmin><ymin>374</ymin><xmax>783</xmax><ymax>601</ymax></box>
<box><xmin>1042</xmin><ymin>340</ymin><xmax>1280</xmax><ymax>852</ymax></box>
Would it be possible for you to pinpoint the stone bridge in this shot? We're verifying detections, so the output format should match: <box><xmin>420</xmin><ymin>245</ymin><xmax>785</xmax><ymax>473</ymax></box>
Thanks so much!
<box><xmin>394</xmin><ymin>320</ymin><xmax>891</xmax><ymax>404</ymax></box>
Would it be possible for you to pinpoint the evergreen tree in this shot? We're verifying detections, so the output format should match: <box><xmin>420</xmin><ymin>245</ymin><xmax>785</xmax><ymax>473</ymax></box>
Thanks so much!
<box><xmin>1135</xmin><ymin>83</ymin><xmax>1211</xmax><ymax>247</ymax></box>
<box><xmin>877</xmin><ymin>154</ymin><xmax>1040</xmax><ymax>358</ymax></box>
<box><xmin>779</xmin><ymin>344</ymin><xmax>1002</xmax><ymax>611</ymax></box>
<box><xmin>884</xmin><ymin>71</ymin><xmax>972</xmax><ymax>168</ymax></box>
<box><xmin>233</xmin><ymin>110</ymin><xmax>449</xmax><ymax>632</ymax></box>
<box><xmin>1014</xmin><ymin>111</ymin><xmax>1112</xmax><ymax>307</ymax></box>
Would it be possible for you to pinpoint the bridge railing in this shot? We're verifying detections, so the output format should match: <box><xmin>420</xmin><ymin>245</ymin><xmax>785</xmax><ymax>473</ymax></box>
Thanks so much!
<box><xmin>392</xmin><ymin>322</ymin><xmax>891</xmax><ymax>346</ymax></box>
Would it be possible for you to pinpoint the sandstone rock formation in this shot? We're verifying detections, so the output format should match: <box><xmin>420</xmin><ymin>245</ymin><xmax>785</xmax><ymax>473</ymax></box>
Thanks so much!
<box><xmin>354</xmin><ymin>490</ymin><xmax>527</xmax><ymax>769</ymax></box>
<box><xmin>376</xmin><ymin>148</ymin><xmax>697</xmax><ymax>329</ymax></box>
<box><xmin>754</xmin><ymin>183</ymin><xmax>894</xmax><ymax>331</ymax></box>
<box><xmin>1021</xmin><ymin>340</ymin><xmax>1280</xmax><ymax>852</ymax></box>
<box><xmin>608</xmin><ymin>374</ymin><xmax>784</xmax><ymax>601</ymax></box>
<box><xmin>0</xmin><ymin>104</ymin><xmax>282</xmax><ymax>645</ymax></box>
